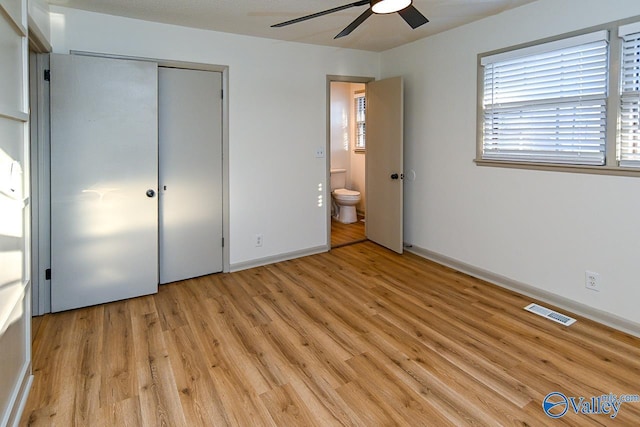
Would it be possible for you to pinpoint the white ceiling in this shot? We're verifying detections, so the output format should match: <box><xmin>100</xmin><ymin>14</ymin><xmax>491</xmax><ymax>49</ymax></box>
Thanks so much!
<box><xmin>47</xmin><ymin>0</ymin><xmax>537</xmax><ymax>52</ymax></box>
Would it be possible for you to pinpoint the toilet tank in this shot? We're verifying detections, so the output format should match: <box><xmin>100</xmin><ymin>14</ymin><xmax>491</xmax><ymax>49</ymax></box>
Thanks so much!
<box><xmin>330</xmin><ymin>168</ymin><xmax>346</xmax><ymax>190</ymax></box>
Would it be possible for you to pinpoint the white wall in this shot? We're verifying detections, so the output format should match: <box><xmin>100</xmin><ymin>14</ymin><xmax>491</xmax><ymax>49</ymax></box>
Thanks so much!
<box><xmin>28</xmin><ymin>0</ymin><xmax>50</xmax><ymax>47</ymax></box>
<box><xmin>49</xmin><ymin>6</ymin><xmax>379</xmax><ymax>267</ymax></box>
<box><xmin>381</xmin><ymin>0</ymin><xmax>640</xmax><ymax>327</ymax></box>
<box><xmin>0</xmin><ymin>0</ymin><xmax>33</xmax><ymax>424</ymax></box>
<box><xmin>330</xmin><ymin>82</ymin><xmax>351</xmax><ymax>172</ymax></box>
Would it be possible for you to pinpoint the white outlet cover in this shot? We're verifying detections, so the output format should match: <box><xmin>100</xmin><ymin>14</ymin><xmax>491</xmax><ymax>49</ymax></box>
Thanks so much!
<box><xmin>585</xmin><ymin>271</ymin><xmax>600</xmax><ymax>291</ymax></box>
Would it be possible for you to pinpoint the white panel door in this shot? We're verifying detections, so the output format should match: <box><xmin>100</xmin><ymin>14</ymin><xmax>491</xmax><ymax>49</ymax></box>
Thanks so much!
<box><xmin>50</xmin><ymin>54</ymin><xmax>158</xmax><ymax>312</ymax></box>
<box><xmin>366</xmin><ymin>77</ymin><xmax>404</xmax><ymax>253</ymax></box>
<box><xmin>159</xmin><ymin>67</ymin><xmax>223</xmax><ymax>284</ymax></box>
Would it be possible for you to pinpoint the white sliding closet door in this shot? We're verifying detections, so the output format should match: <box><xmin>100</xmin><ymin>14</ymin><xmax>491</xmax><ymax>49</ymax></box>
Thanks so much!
<box><xmin>159</xmin><ymin>67</ymin><xmax>223</xmax><ymax>284</ymax></box>
<box><xmin>50</xmin><ymin>54</ymin><xmax>159</xmax><ymax>312</ymax></box>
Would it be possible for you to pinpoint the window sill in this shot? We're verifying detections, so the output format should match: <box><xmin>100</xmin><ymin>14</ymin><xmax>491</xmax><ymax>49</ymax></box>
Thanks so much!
<box><xmin>474</xmin><ymin>158</ymin><xmax>640</xmax><ymax>177</ymax></box>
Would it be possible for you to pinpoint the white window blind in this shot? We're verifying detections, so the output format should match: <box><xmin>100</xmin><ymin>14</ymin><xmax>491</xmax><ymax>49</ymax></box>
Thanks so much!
<box><xmin>481</xmin><ymin>32</ymin><xmax>609</xmax><ymax>165</ymax></box>
<box><xmin>354</xmin><ymin>93</ymin><xmax>366</xmax><ymax>150</ymax></box>
<box><xmin>619</xmin><ymin>26</ymin><xmax>640</xmax><ymax>167</ymax></box>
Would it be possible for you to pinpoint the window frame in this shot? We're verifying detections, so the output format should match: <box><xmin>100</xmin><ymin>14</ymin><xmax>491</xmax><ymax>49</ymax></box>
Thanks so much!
<box><xmin>354</xmin><ymin>90</ymin><xmax>366</xmax><ymax>152</ymax></box>
<box><xmin>475</xmin><ymin>15</ymin><xmax>640</xmax><ymax>177</ymax></box>
<box><xmin>618</xmin><ymin>21</ymin><xmax>640</xmax><ymax>168</ymax></box>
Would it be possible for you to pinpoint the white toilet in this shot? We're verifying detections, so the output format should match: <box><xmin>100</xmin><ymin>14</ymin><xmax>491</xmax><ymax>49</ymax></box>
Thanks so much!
<box><xmin>330</xmin><ymin>168</ymin><xmax>361</xmax><ymax>224</ymax></box>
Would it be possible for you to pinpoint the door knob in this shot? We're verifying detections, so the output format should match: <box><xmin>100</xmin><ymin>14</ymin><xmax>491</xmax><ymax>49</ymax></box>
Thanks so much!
<box><xmin>390</xmin><ymin>173</ymin><xmax>399</xmax><ymax>180</ymax></box>
<box><xmin>146</xmin><ymin>189</ymin><xmax>156</xmax><ymax>198</ymax></box>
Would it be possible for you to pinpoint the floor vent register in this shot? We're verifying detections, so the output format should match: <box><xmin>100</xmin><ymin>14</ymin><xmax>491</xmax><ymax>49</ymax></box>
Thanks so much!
<box><xmin>524</xmin><ymin>303</ymin><xmax>577</xmax><ymax>326</ymax></box>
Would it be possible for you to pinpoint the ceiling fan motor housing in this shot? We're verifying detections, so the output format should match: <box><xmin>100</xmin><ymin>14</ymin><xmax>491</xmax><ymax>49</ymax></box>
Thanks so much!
<box><xmin>371</xmin><ymin>0</ymin><xmax>412</xmax><ymax>14</ymax></box>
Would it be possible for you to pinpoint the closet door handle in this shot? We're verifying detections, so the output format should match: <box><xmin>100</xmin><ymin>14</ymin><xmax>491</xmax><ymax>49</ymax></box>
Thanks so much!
<box><xmin>390</xmin><ymin>173</ymin><xmax>399</xmax><ymax>180</ymax></box>
<box><xmin>146</xmin><ymin>189</ymin><xmax>156</xmax><ymax>198</ymax></box>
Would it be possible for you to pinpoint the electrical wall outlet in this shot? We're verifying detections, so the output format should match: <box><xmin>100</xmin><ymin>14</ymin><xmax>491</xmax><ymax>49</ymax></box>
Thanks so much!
<box><xmin>255</xmin><ymin>233</ymin><xmax>263</xmax><ymax>247</ymax></box>
<box><xmin>585</xmin><ymin>271</ymin><xmax>600</xmax><ymax>292</ymax></box>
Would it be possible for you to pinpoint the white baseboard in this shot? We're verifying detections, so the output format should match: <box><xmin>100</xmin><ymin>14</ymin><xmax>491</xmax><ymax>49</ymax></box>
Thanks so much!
<box><xmin>5</xmin><ymin>363</ymin><xmax>32</xmax><ymax>427</ymax></box>
<box><xmin>405</xmin><ymin>244</ymin><xmax>640</xmax><ymax>338</ymax></box>
<box><xmin>230</xmin><ymin>245</ymin><xmax>328</xmax><ymax>272</ymax></box>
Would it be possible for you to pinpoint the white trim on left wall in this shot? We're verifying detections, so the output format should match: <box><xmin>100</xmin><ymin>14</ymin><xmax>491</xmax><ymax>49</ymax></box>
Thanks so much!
<box><xmin>0</xmin><ymin>0</ymin><xmax>34</xmax><ymax>424</ymax></box>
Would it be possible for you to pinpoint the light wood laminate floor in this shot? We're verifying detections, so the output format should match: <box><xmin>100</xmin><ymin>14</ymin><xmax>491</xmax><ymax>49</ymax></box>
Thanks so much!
<box><xmin>22</xmin><ymin>242</ymin><xmax>640</xmax><ymax>426</ymax></box>
<box><xmin>331</xmin><ymin>216</ymin><xmax>366</xmax><ymax>248</ymax></box>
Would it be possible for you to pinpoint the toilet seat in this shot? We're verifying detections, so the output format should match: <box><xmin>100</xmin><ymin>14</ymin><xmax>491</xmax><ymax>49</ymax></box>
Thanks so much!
<box><xmin>333</xmin><ymin>188</ymin><xmax>360</xmax><ymax>199</ymax></box>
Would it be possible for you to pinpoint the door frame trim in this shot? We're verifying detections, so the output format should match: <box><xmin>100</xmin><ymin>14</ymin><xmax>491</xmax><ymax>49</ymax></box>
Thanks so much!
<box><xmin>70</xmin><ymin>51</ymin><xmax>231</xmax><ymax>275</ymax></box>
<box><xmin>29</xmin><ymin>52</ymin><xmax>51</xmax><ymax>315</ymax></box>
<box><xmin>325</xmin><ymin>75</ymin><xmax>375</xmax><ymax>251</ymax></box>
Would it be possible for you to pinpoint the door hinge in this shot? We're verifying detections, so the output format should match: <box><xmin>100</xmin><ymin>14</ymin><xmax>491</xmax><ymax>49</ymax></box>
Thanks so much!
<box><xmin>221</xmin><ymin>89</ymin><xmax>224</xmax><ymax>99</ymax></box>
<box><xmin>44</xmin><ymin>69</ymin><xmax>50</xmax><ymax>81</ymax></box>
<box><xmin>45</xmin><ymin>268</ymin><xmax>51</xmax><ymax>280</ymax></box>
<box><xmin>222</xmin><ymin>237</ymin><xmax>225</xmax><ymax>247</ymax></box>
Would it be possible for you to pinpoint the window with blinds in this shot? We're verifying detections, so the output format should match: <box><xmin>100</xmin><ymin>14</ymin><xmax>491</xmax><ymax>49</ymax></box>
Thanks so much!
<box><xmin>619</xmin><ymin>23</ymin><xmax>640</xmax><ymax>167</ymax></box>
<box><xmin>481</xmin><ymin>31</ymin><xmax>609</xmax><ymax>165</ymax></box>
<box><xmin>354</xmin><ymin>92</ymin><xmax>366</xmax><ymax>151</ymax></box>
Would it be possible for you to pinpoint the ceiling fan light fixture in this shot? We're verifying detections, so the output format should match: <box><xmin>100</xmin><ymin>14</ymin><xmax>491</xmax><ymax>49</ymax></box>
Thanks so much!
<box><xmin>371</xmin><ymin>0</ymin><xmax>412</xmax><ymax>14</ymax></box>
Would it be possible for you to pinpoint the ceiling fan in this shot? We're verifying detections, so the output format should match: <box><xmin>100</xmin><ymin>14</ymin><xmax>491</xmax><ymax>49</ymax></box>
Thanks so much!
<box><xmin>271</xmin><ymin>0</ymin><xmax>429</xmax><ymax>39</ymax></box>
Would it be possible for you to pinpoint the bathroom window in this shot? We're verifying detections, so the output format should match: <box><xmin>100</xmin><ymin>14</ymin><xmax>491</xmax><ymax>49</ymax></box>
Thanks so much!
<box><xmin>354</xmin><ymin>91</ymin><xmax>366</xmax><ymax>152</ymax></box>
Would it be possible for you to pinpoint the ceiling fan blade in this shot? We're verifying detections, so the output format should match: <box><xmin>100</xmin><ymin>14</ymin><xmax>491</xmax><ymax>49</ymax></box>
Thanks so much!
<box><xmin>334</xmin><ymin>8</ymin><xmax>373</xmax><ymax>39</ymax></box>
<box><xmin>397</xmin><ymin>5</ymin><xmax>429</xmax><ymax>29</ymax></box>
<box><xmin>271</xmin><ymin>0</ymin><xmax>369</xmax><ymax>28</ymax></box>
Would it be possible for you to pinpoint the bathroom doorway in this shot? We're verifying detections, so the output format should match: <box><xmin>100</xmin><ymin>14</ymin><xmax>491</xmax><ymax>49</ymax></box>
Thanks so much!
<box><xmin>328</xmin><ymin>78</ymin><xmax>371</xmax><ymax>248</ymax></box>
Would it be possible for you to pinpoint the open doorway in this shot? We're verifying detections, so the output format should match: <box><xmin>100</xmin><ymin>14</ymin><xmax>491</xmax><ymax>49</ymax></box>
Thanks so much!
<box><xmin>327</xmin><ymin>75</ymin><xmax>405</xmax><ymax>253</ymax></box>
<box><xmin>328</xmin><ymin>78</ymin><xmax>371</xmax><ymax>248</ymax></box>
